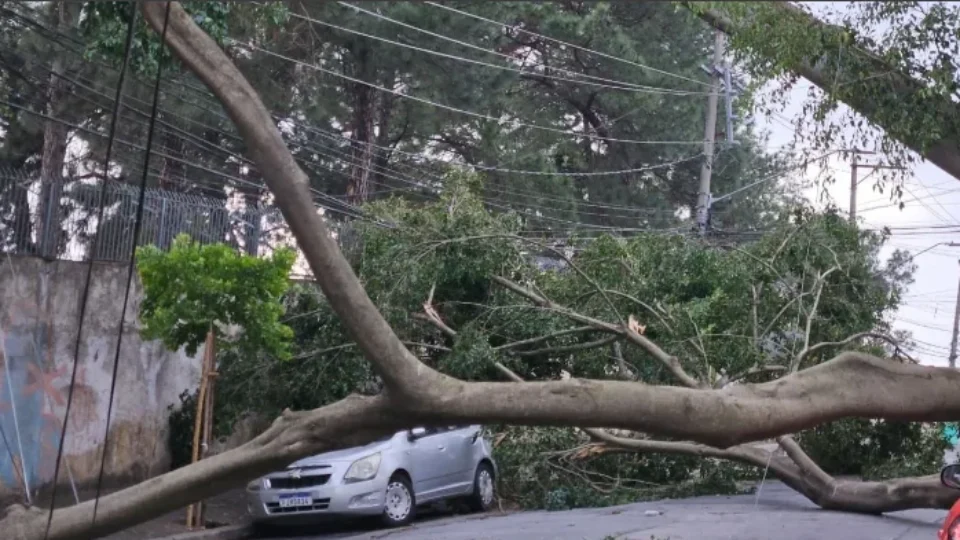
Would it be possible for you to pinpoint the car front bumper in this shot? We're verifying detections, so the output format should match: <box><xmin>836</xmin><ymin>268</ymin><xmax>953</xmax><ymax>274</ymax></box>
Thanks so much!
<box><xmin>246</xmin><ymin>475</ymin><xmax>389</xmax><ymax>524</ymax></box>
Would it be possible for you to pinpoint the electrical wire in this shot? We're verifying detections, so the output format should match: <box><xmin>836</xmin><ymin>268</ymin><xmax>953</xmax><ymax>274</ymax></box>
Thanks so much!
<box><xmin>282</xmin><ymin>110</ymin><xmax>708</xmax><ymax>178</ymax></box>
<box><xmin>43</xmin><ymin>4</ymin><xmax>137</xmax><ymax>539</ymax></box>
<box><xmin>420</xmin><ymin>1</ymin><xmax>713</xmax><ymax>89</ymax></box>
<box><xmin>1</xmin><ymin>7</ymin><xmax>714</xmax><ymax>183</ymax></box>
<box><xmin>0</xmin><ymin>97</ymin><xmax>378</xmax><ymax>224</ymax></box>
<box><xmin>0</xmin><ymin>3</ymin><xmax>783</xmax><ymax>240</ymax></box>
<box><xmin>91</xmin><ymin>3</ymin><xmax>171</xmax><ymax>526</ymax></box>
<box><xmin>7</xmin><ymin>53</ymin><xmax>701</xmax><ymax>226</ymax></box>
<box><xmin>337</xmin><ymin>2</ymin><xmax>705</xmax><ymax>94</ymax></box>
<box><xmin>231</xmin><ymin>40</ymin><xmax>707</xmax><ymax>147</ymax></box>
<box><xmin>287</xmin><ymin>9</ymin><xmax>708</xmax><ymax>96</ymax></box>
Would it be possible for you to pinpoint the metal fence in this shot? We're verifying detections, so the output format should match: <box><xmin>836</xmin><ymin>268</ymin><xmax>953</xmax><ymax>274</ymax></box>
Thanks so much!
<box><xmin>0</xmin><ymin>167</ymin><xmax>289</xmax><ymax>263</ymax></box>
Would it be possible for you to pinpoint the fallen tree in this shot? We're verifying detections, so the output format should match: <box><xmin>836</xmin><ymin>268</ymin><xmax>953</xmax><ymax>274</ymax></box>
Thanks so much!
<box><xmin>5</xmin><ymin>4</ymin><xmax>960</xmax><ymax>539</ymax></box>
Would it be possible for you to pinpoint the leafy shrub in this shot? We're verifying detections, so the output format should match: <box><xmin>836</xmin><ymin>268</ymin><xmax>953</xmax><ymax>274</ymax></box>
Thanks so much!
<box><xmin>797</xmin><ymin>419</ymin><xmax>949</xmax><ymax>478</ymax></box>
<box><xmin>168</xmin><ymin>389</ymin><xmax>198</xmax><ymax>471</ymax></box>
<box><xmin>491</xmin><ymin>426</ymin><xmax>744</xmax><ymax>511</ymax></box>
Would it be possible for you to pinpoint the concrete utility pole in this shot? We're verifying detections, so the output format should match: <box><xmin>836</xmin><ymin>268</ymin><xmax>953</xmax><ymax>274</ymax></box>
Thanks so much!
<box><xmin>848</xmin><ymin>149</ymin><xmax>906</xmax><ymax>224</ymax></box>
<box><xmin>913</xmin><ymin>242</ymin><xmax>960</xmax><ymax>368</ymax></box>
<box><xmin>849</xmin><ymin>154</ymin><xmax>858</xmax><ymax>223</ymax></box>
<box><xmin>951</xmin><ymin>259</ymin><xmax>960</xmax><ymax>369</ymax></box>
<box><xmin>696</xmin><ymin>30</ymin><xmax>725</xmax><ymax>236</ymax></box>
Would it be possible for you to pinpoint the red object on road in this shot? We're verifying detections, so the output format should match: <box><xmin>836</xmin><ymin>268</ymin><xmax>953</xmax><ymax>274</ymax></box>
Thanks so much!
<box><xmin>942</xmin><ymin>502</ymin><xmax>960</xmax><ymax>540</ymax></box>
<box><xmin>940</xmin><ymin>464</ymin><xmax>960</xmax><ymax>540</ymax></box>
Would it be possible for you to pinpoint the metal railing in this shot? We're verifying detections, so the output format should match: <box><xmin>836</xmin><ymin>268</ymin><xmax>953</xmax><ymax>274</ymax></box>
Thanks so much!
<box><xmin>0</xmin><ymin>167</ymin><xmax>281</xmax><ymax>262</ymax></box>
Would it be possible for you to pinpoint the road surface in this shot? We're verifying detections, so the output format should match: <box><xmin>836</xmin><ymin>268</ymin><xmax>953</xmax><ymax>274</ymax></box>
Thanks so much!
<box><xmin>256</xmin><ymin>482</ymin><xmax>948</xmax><ymax>540</ymax></box>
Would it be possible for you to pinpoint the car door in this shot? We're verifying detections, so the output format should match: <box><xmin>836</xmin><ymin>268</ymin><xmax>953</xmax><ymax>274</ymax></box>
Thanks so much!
<box><xmin>406</xmin><ymin>427</ymin><xmax>455</xmax><ymax>502</ymax></box>
<box><xmin>436</xmin><ymin>425</ymin><xmax>481</xmax><ymax>496</ymax></box>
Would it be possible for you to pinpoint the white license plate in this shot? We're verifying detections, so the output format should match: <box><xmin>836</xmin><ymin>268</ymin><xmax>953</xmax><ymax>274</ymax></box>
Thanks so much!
<box><xmin>278</xmin><ymin>494</ymin><xmax>312</xmax><ymax>508</ymax></box>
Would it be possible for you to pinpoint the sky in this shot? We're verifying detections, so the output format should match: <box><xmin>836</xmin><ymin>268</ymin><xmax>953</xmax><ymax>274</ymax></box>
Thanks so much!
<box><xmin>750</xmin><ymin>2</ymin><xmax>959</xmax><ymax>367</ymax></box>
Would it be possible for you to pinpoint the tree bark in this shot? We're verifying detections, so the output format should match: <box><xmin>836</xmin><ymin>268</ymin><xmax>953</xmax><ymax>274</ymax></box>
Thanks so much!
<box><xmin>686</xmin><ymin>1</ymin><xmax>960</xmax><ymax>182</ymax></box>
<box><xmin>346</xmin><ymin>44</ymin><xmax>376</xmax><ymax>205</ymax></box>
<box><xmin>9</xmin><ymin>5</ymin><xmax>958</xmax><ymax>539</ymax></box>
<box><xmin>6</xmin><ymin>395</ymin><xmax>398</xmax><ymax>540</ymax></box>
<box><xmin>583</xmin><ymin>430</ymin><xmax>958</xmax><ymax>514</ymax></box>
<box><xmin>494</xmin><ymin>359</ymin><xmax>959</xmax><ymax>515</ymax></box>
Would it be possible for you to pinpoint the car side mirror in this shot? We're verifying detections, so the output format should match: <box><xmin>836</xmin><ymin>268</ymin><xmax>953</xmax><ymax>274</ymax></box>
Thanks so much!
<box><xmin>941</xmin><ymin>464</ymin><xmax>960</xmax><ymax>490</ymax></box>
<box><xmin>408</xmin><ymin>427</ymin><xmax>427</xmax><ymax>441</ymax></box>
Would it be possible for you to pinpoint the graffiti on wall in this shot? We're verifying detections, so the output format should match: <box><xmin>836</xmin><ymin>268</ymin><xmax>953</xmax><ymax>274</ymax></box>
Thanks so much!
<box><xmin>0</xmin><ymin>257</ymin><xmax>204</xmax><ymax>498</ymax></box>
<box><xmin>0</xmin><ymin>279</ymin><xmax>99</xmax><ymax>494</ymax></box>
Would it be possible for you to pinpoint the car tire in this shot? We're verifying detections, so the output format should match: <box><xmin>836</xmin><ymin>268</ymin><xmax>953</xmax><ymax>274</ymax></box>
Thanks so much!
<box><xmin>467</xmin><ymin>462</ymin><xmax>496</xmax><ymax>512</ymax></box>
<box><xmin>381</xmin><ymin>473</ymin><xmax>416</xmax><ymax>527</ymax></box>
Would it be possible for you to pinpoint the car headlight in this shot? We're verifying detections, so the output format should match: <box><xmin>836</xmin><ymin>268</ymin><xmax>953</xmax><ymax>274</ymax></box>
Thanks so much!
<box><xmin>344</xmin><ymin>452</ymin><xmax>382</xmax><ymax>483</ymax></box>
<box><xmin>247</xmin><ymin>478</ymin><xmax>269</xmax><ymax>491</ymax></box>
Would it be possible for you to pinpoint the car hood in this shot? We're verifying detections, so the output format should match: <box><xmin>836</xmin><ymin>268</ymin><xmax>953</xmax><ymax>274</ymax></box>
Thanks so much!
<box><xmin>287</xmin><ymin>438</ymin><xmax>392</xmax><ymax>467</ymax></box>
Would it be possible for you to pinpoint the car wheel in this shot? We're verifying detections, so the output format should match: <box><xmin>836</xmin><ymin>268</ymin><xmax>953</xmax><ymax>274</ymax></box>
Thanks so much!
<box><xmin>381</xmin><ymin>474</ymin><xmax>416</xmax><ymax>527</ymax></box>
<box><xmin>467</xmin><ymin>462</ymin><xmax>496</xmax><ymax>512</ymax></box>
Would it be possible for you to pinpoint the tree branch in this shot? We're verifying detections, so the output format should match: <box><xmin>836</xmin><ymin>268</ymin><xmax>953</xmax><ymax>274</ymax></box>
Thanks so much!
<box><xmin>719</xmin><ymin>363</ymin><xmax>787</xmax><ymax>388</ymax></box>
<box><xmin>513</xmin><ymin>335</ymin><xmax>619</xmax><ymax>358</ymax></box>
<box><xmin>493</xmin><ymin>325</ymin><xmax>597</xmax><ymax>351</ymax></box>
<box><xmin>793</xmin><ymin>332</ymin><xmax>913</xmax><ymax>371</ymax></box>
<box><xmin>492</xmin><ymin>275</ymin><xmax>702</xmax><ymax>388</ymax></box>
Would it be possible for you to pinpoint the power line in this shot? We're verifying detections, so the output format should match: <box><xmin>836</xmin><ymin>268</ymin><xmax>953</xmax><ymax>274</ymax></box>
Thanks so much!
<box><xmin>420</xmin><ymin>1</ymin><xmax>713</xmax><ymax>89</ymax></box>
<box><xmin>11</xmin><ymin>55</ymin><xmax>672</xmax><ymax>229</ymax></box>
<box><xmin>1</xmin><ymin>4</ymin><xmax>719</xmax><ymax>193</ymax></box>
<box><xmin>231</xmin><ymin>40</ymin><xmax>708</xmax><ymax>147</ymax></box>
<box><xmin>44</xmin><ymin>3</ymin><xmax>136</xmax><ymax>538</ymax></box>
<box><xmin>3</xmin><ymin>8</ymin><xmax>712</xmax><ymax>184</ymax></box>
<box><xmin>338</xmin><ymin>2</ymin><xmax>706</xmax><ymax>94</ymax></box>
<box><xmin>288</xmin><ymin>9</ymin><xmax>707</xmax><ymax>96</ymax></box>
<box><xmin>0</xmin><ymin>3</ymin><xmax>780</xmax><ymax>239</ymax></box>
<box><xmin>92</xmin><ymin>2</ymin><xmax>171</xmax><ymax>526</ymax></box>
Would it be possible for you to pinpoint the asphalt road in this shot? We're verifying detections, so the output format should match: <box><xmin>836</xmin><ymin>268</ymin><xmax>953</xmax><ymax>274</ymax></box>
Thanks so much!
<box><xmin>255</xmin><ymin>482</ymin><xmax>949</xmax><ymax>540</ymax></box>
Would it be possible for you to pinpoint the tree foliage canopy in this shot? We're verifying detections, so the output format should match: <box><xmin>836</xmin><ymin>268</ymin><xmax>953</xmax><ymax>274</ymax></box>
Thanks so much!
<box><xmin>136</xmin><ymin>233</ymin><xmax>295</xmax><ymax>358</ymax></box>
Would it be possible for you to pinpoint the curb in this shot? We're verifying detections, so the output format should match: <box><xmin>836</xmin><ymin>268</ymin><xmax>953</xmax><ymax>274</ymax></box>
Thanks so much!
<box><xmin>153</xmin><ymin>524</ymin><xmax>252</xmax><ymax>540</ymax></box>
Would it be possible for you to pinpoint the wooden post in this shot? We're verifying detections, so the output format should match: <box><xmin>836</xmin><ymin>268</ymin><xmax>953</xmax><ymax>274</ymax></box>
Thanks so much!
<box><xmin>186</xmin><ymin>328</ymin><xmax>216</xmax><ymax>528</ymax></box>
<box><xmin>198</xmin><ymin>331</ymin><xmax>218</xmax><ymax>527</ymax></box>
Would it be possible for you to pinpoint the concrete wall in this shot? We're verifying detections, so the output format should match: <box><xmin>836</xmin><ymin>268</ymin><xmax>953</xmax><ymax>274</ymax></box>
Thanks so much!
<box><xmin>0</xmin><ymin>255</ymin><xmax>202</xmax><ymax>501</ymax></box>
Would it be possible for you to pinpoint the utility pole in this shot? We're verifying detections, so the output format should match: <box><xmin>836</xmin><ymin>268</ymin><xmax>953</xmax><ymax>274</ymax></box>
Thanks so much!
<box><xmin>912</xmin><ymin>242</ymin><xmax>960</xmax><ymax>368</ymax></box>
<box><xmin>951</xmin><ymin>259</ymin><xmax>960</xmax><ymax>369</ymax></box>
<box><xmin>848</xmin><ymin>149</ymin><xmax>906</xmax><ymax>224</ymax></box>
<box><xmin>849</xmin><ymin>154</ymin><xmax>858</xmax><ymax>224</ymax></box>
<box><xmin>696</xmin><ymin>30</ymin><xmax>725</xmax><ymax>236</ymax></box>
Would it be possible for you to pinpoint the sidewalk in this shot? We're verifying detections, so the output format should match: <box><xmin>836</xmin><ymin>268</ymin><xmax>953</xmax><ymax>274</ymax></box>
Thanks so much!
<box><xmin>100</xmin><ymin>489</ymin><xmax>250</xmax><ymax>540</ymax></box>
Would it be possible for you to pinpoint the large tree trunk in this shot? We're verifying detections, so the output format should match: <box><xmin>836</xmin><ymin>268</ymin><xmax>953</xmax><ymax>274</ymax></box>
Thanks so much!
<box><xmin>346</xmin><ymin>44</ymin><xmax>377</xmax><ymax>205</ymax></box>
<box><xmin>37</xmin><ymin>1</ymin><xmax>82</xmax><ymax>259</ymax></box>
<box><xmin>8</xmin><ymin>5</ymin><xmax>958</xmax><ymax>539</ymax></box>
<box><xmin>685</xmin><ymin>1</ymin><xmax>960</xmax><ymax>182</ymax></box>
<box><xmin>369</xmin><ymin>81</ymin><xmax>397</xmax><ymax>196</ymax></box>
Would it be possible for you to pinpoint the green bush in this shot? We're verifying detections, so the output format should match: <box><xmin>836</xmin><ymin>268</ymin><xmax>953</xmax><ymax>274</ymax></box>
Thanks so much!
<box><xmin>167</xmin><ymin>389</ymin><xmax>198</xmax><ymax>471</ymax></box>
<box><xmin>796</xmin><ymin>419</ymin><xmax>948</xmax><ymax>478</ymax></box>
<box><xmin>491</xmin><ymin>426</ymin><xmax>745</xmax><ymax>511</ymax></box>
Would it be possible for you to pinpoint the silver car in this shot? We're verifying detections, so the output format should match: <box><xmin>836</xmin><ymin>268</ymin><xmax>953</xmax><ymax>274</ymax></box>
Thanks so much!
<box><xmin>245</xmin><ymin>425</ymin><xmax>497</xmax><ymax>528</ymax></box>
